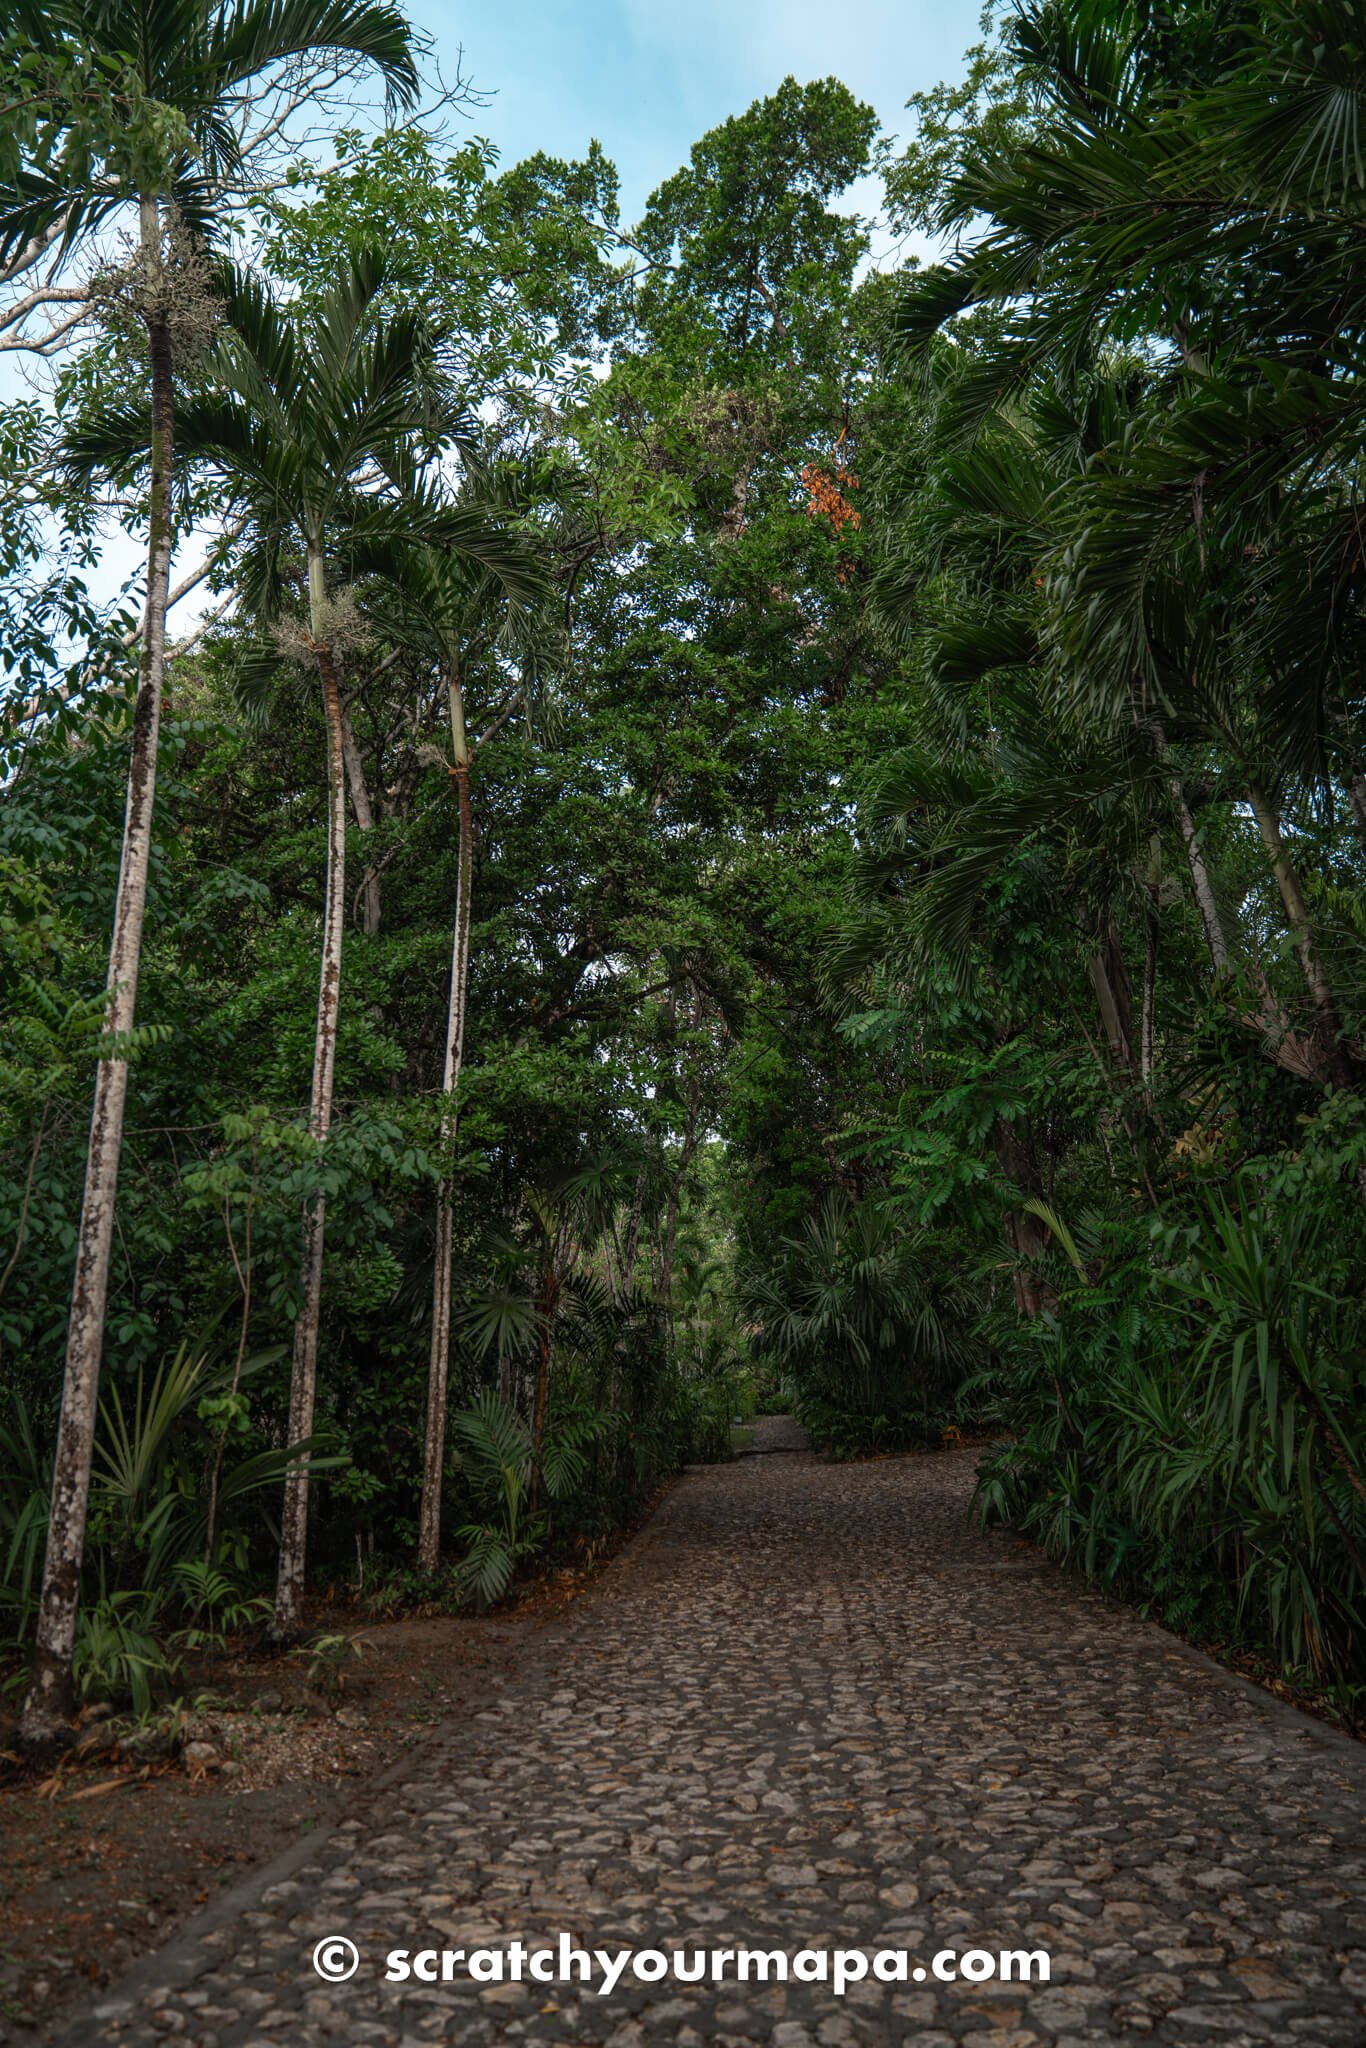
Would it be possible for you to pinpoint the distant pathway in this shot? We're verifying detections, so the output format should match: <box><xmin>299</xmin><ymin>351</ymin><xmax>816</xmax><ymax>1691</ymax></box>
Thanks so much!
<box><xmin>746</xmin><ymin>1412</ymin><xmax>811</xmax><ymax>1454</ymax></box>
<box><xmin>72</xmin><ymin>1443</ymin><xmax>1366</xmax><ymax>2046</ymax></box>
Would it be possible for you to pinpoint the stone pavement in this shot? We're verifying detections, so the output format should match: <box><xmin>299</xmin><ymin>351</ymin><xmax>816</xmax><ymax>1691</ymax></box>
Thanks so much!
<box><xmin>67</xmin><ymin>1443</ymin><xmax>1366</xmax><ymax>2047</ymax></box>
<box><xmin>745</xmin><ymin>1414</ymin><xmax>811</xmax><ymax>1454</ymax></box>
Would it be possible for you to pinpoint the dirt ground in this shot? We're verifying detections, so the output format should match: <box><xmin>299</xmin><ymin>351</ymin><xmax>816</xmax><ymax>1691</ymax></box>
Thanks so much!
<box><xmin>0</xmin><ymin>1567</ymin><xmax>601</xmax><ymax>2043</ymax></box>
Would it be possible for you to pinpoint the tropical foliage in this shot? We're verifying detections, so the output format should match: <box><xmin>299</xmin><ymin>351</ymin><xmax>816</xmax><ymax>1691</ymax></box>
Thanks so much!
<box><xmin>2</xmin><ymin>0</ymin><xmax>1365</xmax><ymax>1741</ymax></box>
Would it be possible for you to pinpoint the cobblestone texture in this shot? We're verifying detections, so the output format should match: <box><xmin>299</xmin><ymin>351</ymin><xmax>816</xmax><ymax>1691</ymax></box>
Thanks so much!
<box><xmin>66</xmin><ymin>1444</ymin><xmax>1366</xmax><ymax>2047</ymax></box>
<box><xmin>745</xmin><ymin>1414</ymin><xmax>811</xmax><ymax>1454</ymax></box>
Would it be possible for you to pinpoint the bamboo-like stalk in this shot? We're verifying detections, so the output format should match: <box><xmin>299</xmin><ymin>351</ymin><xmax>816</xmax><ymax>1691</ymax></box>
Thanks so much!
<box><xmin>339</xmin><ymin>700</ymin><xmax>381</xmax><ymax>935</ymax></box>
<box><xmin>20</xmin><ymin>200</ymin><xmax>175</xmax><ymax>1748</ymax></box>
<box><xmin>418</xmin><ymin>664</ymin><xmax>474</xmax><ymax>1573</ymax></box>
<box><xmin>273</xmin><ymin>546</ymin><xmax>347</xmax><ymax>1637</ymax></box>
<box><xmin>1248</xmin><ymin>785</ymin><xmax>1356</xmax><ymax>1092</ymax></box>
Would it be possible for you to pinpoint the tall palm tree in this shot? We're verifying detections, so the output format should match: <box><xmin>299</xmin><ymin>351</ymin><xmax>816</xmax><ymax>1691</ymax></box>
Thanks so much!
<box><xmin>401</xmin><ymin>556</ymin><xmax>488</xmax><ymax>1576</ymax></box>
<box><xmin>144</xmin><ymin>255</ymin><xmax>538</xmax><ymax>1632</ymax></box>
<box><xmin>8</xmin><ymin>0</ymin><xmax>420</xmax><ymax>1752</ymax></box>
<box><xmin>362</xmin><ymin>539</ymin><xmax>550</xmax><ymax>1572</ymax></box>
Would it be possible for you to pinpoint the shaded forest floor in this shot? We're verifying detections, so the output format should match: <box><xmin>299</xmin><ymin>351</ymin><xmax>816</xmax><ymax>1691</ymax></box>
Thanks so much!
<box><xmin>0</xmin><ymin>1519</ymin><xmax>663</xmax><ymax>2041</ymax></box>
<box><xmin>0</xmin><ymin>1610</ymin><xmax>521</xmax><ymax>2037</ymax></box>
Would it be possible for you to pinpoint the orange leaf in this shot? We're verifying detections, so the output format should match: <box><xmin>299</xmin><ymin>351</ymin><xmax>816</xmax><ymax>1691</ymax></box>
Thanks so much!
<box><xmin>67</xmin><ymin>1776</ymin><xmax>134</xmax><ymax>1802</ymax></box>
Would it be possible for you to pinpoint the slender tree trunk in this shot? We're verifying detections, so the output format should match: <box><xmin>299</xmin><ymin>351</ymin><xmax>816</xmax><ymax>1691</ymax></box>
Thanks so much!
<box><xmin>1248</xmin><ymin>785</ymin><xmax>1356</xmax><ymax>1092</ymax></box>
<box><xmin>1325</xmin><ymin>711</ymin><xmax>1366</xmax><ymax>857</ymax></box>
<box><xmin>1139</xmin><ymin>835</ymin><xmax>1160</xmax><ymax>1092</ymax></box>
<box><xmin>20</xmin><ymin>201</ymin><xmax>174</xmax><ymax>1750</ymax></box>
<box><xmin>1159</xmin><ymin>745</ymin><xmax>1324</xmax><ymax>1080</ymax></box>
<box><xmin>1140</xmin><ymin>905</ymin><xmax>1157</xmax><ymax>1090</ymax></box>
<box><xmin>205</xmin><ymin>1179</ymin><xmax>253</xmax><ymax>1569</ymax></box>
<box><xmin>418</xmin><ymin>667</ymin><xmax>473</xmax><ymax>1573</ymax></box>
<box><xmin>339</xmin><ymin>701</ymin><xmax>380</xmax><ymax>936</ymax></box>
<box><xmin>530</xmin><ymin>1263</ymin><xmax>560</xmax><ymax>1501</ymax></box>
<box><xmin>1087</xmin><ymin>943</ymin><xmax>1133</xmax><ymax>1070</ymax></box>
<box><xmin>273</xmin><ymin>548</ymin><xmax>346</xmax><ymax>1638</ymax></box>
<box><xmin>992</xmin><ymin>1115</ymin><xmax>1054</xmax><ymax>1320</ymax></box>
<box><xmin>1160</xmin><ymin>747</ymin><xmax>1230</xmax><ymax>973</ymax></box>
<box><xmin>1177</xmin><ymin>801</ymin><xmax>1230</xmax><ymax>971</ymax></box>
<box><xmin>1346</xmin><ymin>771</ymin><xmax>1366</xmax><ymax>855</ymax></box>
<box><xmin>659</xmin><ymin>1072</ymin><xmax>701</xmax><ymax>1304</ymax></box>
<box><xmin>621</xmin><ymin>1160</ymin><xmax>648</xmax><ymax>1294</ymax></box>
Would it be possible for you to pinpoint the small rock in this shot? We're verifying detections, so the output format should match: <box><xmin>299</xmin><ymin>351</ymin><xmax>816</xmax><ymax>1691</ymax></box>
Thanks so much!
<box><xmin>76</xmin><ymin>1723</ymin><xmax>120</xmax><ymax>1760</ymax></box>
<box><xmin>255</xmin><ymin>1690</ymin><xmax>284</xmax><ymax>1714</ymax></box>
<box><xmin>184</xmin><ymin>1741</ymin><xmax>220</xmax><ymax>1773</ymax></box>
<box><xmin>879</xmin><ymin>1881</ymin><xmax>920</xmax><ymax>1907</ymax></box>
<box><xmin>334</xmin><ymin>1706</ymin><xmax>367</xmax><ymax>1730</ymax></box>
<box><xmin>220</xmin><ymin>1759</ymin><xmax>243</xmax><ymax>1780</ymax></box>
<box><xmin>81</xmin><ymin>1701</ymin><xmax>115</xmax><ymax>1723</ymax></box>
<box><xmin>120</xmin><ymin>1726</ymin><xmax>173</xmax><ymax>1764</ymax></box>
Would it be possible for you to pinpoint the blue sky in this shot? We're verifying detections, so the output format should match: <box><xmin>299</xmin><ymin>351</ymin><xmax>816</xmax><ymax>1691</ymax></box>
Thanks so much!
<box><xmin>408</xmin><ymin>0</ymin><xmax>990</xmax><ymax>226</ymax></box>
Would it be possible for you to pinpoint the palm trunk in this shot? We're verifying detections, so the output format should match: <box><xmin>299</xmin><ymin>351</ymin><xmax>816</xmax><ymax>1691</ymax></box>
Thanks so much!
<box><xmin>1156</xmin><ymin>730</ymin><xmax>1229</xmax><ymax>973</ymax></box>
<box><xmin>530</xmin><ymin>1262</ymin><xmax>560</xmax><ymax>1502</ymax></box>
<box><xmin>418</xmin><ymin>667</ymin><xmax>473</xmax><ymax>1573</ymax></box>
<box><xmin>1248</xmin><ymin>785</ymin><xmax>1356</xmax><ymax>1092</ymax></box>
<box><xmin>659</xmin><ymin>1073</ymin><xmax>701</xmax><ymax>1304</ymax></box>
<box><xmin>20</xmin><ymin>200</ymin><xmax>174</xmax><ymax>1750</ymax></box>
<box><xmin>339</xmin><ymin>701</ymin><xmax>380</xmax><ymax>936</ymax></box>
<box><xmin>273</xmin><ymin>547</ymin><xmax>346</xmax><ymax>1638</ymax></box>
<box><xmin>1140</xmin><ymin>905</ymin><xmax>1157</xmax><ymax>1091</ymax></box>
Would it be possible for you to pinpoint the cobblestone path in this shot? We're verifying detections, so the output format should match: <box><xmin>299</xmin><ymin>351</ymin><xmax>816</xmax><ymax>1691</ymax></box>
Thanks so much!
<box><xmin>73</xmin><ymin>1446</ymin><xmax>1366</xmax><ymax>2048</ymax></box>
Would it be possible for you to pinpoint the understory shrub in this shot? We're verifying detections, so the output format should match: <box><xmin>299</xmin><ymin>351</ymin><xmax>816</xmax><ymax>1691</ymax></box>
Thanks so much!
<box><xmin>973</xmin><ymin>1113</ymin><xmax>1366</xmax><ymax>1700</ymax></box>
<box><xmin>742</xmin><ymin>1191</ymin><xmax>982</xmax><ymax>1457</ymax></box>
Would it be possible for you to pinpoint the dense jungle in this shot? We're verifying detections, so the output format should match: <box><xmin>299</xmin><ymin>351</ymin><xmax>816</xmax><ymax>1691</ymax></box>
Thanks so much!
<box><xmin>3</xmin><ymin>0</ymin><xmax>1365</xmax><ymax>1766</ymax></box>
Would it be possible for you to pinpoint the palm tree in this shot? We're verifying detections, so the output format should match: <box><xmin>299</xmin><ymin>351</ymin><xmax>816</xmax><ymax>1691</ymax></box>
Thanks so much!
<box><xmin>891</xmin><ymin>0</ymin><xmax>1366</xmax><ymax>1092</ymax></box>
<box><xmin>745</xmin><ymin>1192</ymin><xmax>971</xmax><ymax>1419</ymax></box>
<box><xmin>8</xmin><ymin>0</ymin><xmax>419</xmax><ymax>1752</ymax></box>
<box><xmin>362</xmin><ymin>540</ymin><xmax>549</xmax><ymax>1572</ymax></box>
<box><xmin>405</xmin><ymin>557</ymin><xmax>494</xmax><ymax>1576</ymax></box>
<box><xmin>67</xmin><ymin>250</ymin><xmax>541</xmax><ymax>1636</ymax></box>
<box><xmin>179</xmin><ymin>256</ymin><xmax>540</xmax><ymax>1630</ymax></box>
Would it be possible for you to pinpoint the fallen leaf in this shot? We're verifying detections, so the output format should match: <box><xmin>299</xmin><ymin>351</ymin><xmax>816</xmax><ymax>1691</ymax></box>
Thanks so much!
<box><xmin>67</xmin><ymin>1778</ymin><xmax>134</xmax><ymax>1803</ymax></box>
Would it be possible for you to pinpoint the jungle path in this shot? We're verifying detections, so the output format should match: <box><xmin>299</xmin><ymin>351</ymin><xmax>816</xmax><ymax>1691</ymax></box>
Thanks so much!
<box><xmin>69</xmin><ymin>1442</ymin><xmax>1366</xmax><ymax>2048</ymax></box>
